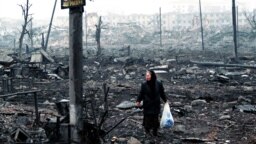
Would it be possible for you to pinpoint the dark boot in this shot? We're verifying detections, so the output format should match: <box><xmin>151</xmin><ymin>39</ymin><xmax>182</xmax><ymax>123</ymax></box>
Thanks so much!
<box><xmin>152</xmin><ymin>128</ymin><xmax>158</xmax><ymax>136</ymax></box>
<box><xmin>145</xmin><ymin>128</ymin><xmax>151</xmax><ymax>137</ymax></box>
<box><xmin>145</xmin><ymin>127</ymin><xmax>151</xmax><ymax>133</ymax></box>
<box><xmin>144</xmin><ymin>128</ymin><xmax>153</xmax><ymax>144</ymax></box>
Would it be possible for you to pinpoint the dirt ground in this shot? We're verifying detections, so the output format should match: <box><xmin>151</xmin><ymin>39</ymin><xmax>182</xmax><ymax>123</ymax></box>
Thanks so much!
<box><xmin>93</xmin><ymin>50</ymin><xmax>256</xmax><ymax>144</ymax></box>
<box><xmin>0</xmin><ymin>50</ymin><xmax>256</xmax><ymax>144</ymax></box>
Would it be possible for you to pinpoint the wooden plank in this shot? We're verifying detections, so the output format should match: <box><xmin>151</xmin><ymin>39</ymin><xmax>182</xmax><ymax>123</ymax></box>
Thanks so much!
<box><xmin>0</xmin><ymin>90</ymin><xmax>41</xmax><ymax>98</ymax></box>
<box><xmin>190</xmin><ymin>60</ymin><xmax>256</xmax><ymax>69</ymax></box>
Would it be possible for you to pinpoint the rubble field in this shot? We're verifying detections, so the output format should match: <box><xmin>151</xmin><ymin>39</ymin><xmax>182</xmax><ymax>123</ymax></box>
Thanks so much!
<box><xmin>0</xmin><ymin>49</ymin><xmax>256</xmax><ymax>144</ymax></box>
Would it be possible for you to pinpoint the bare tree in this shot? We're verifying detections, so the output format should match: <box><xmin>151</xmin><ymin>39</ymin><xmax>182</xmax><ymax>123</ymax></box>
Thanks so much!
<box><xmin>95</xmin><ymin>16</ymin><xmax>102</xmax><ymax>57</ymax></box>
<box><xmin>243</xmin><ymin>10</ymin><xmax>256</xmax><ymax>33</ymax></box>
<box><xmin>18</xmin><ymin>0</ymin><xmax>32</xmax><ymax>60</ymax></box>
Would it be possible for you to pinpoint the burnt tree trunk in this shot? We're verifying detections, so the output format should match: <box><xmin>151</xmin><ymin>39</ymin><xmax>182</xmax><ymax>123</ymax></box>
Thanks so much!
<box><xmin>18</xmin><ymin>0</ymin><xmax>32</xmax><ymax>60</ymax></box>
<box><xmin>96</xmin><ymin>16</ymin><xmax>102</xmax><ymax>57</ymax></box>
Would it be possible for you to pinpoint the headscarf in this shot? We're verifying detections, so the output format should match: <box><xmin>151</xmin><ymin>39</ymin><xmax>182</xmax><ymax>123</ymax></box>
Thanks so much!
<box><xmin>147</xmin><ymin>70</ymin><xmax>157</xmax><ymax>91</ymax></box>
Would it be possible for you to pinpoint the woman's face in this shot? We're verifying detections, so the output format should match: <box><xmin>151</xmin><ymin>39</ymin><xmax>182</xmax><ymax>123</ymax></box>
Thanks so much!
<box><xmin>146</xmin><ymin>71</ymin><xmax>151</xmax><ymax>81</ymax></box>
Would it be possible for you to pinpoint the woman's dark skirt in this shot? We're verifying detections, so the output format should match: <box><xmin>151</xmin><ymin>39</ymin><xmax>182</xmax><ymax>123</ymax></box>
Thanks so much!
<box><xmin>143</xmin><ymin>114</ymin><xmax>160</xmax><ymax>131</ymax></box>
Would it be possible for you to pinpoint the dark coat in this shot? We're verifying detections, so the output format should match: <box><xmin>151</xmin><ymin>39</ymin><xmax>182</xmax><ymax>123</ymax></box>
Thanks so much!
<box><xmin>137</xmin><ymin>80</ymin><xmax>167</xmax><ymax>115</ymax></box>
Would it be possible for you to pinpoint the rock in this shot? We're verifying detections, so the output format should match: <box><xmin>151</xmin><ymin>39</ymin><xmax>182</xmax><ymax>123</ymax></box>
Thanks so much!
<box><xmin>52</xmin><ymin>97</ymin><xmax>56</xmax><ymax>101</ymax></box>
<box><xmin>243</xmin><ymin>81</ymin><xmax>252</xmax><ymax>86</ymax></box>
<box><xmin>191</xmin><ymin>99</ymin><xmax>207</xmax><ymax>106</ymax></box>
<box><xmin>169</xmin><ymin>68</ymin><xmax>176</xmax><ymax>73</ymax></box>
<box><xmin>160</xmin><ymin>59</ymin><xmax>167</xmax><ymax>65</ymax></box>
<box><xmin>186</xmin><ymin>66</ymin><xmax>199</xmax><ymax>74</ymax></box>
<box><xmin>242</xmin><ymin>86</ymin><xmax>253</xmax><ymax>92</ymax></box>
<box><xmin>0</xmin><ymin>98</ymin><xmax>4</xmax><ymax>104</ymax></box>
<box><xmin>238</xmin><ymin>96</ymin><xmax>251</xmax><ymax>104</ymax></box>
<box><xmin>114</xmin><ymin>56</ymin><xmax>130</xmax><ymax>63</ymax></box>
<box><xmin>16</xmin><ymin>116</ymin><xmax>31</xmax><ymax>126</ymax></box>
<box><xmin>83</xmin><ymin>65</ymin><xmax>89</xmax><ymax>71</ymax></box>
<box><xmin>122</xmin><ymin>69</ymin><xmax>127</xmax><ymax>75</ymax></box>
<box><xmin>219</xmin><ymin>115</ymin><xmax>231</xmax><ymax>120</ymax></box>
<box><xmin>117</xmin><ymin>137</ymin><xmax>127</xmax><ymax>142</ymax></box>
<box><xmin>208</xmin><ymin>69</ymin><xmax>216</xmax><ymax>75</ymax></box>
<box><xmin>94</xmin><ymin>61</ymin><xmax>100</xmax><ymax>66</ymax></box>
<box><xmin>43</xmin><ymin>100</ymin><xmax>55</xmax><ymax>105</ymax></box>
<box><xmin>127</xmin><ymin>137</ymin><xmax>141</xmax><ymax>144</ymax></box>
<box><xmin>241</xmin><ymin>74</ymin><xmax>249</xmax><ymax>78</ymax></box>
<box><xmin>174</xmin><ymin>124</ymin><xmax>186</xmax><ymax>133</ymax></box>
<box><xmin>173</xmin><ymin>102</ymin><xmax>182</xmax><ymax>107</ymax></box>
<box><xmin>130</xmin><ymin>72</ymin><xmax>136</xmax><ymax>75</ymax></box>
<box><xmin>111</xmin><ymin>76</ymin><xmax>117</xmax><ymax>83</ymax></box>
<box><xmin>125</xmin><ymin>75</ymin><xmax>131</xmax><ymax>79</ymax></box>
<box><xmin>184</xmin><ymin>105</ymin><xmax>193</xmax><ymax>112</ymax></box>
<box><xmin>153</xmin><ymin>58</ymin><xmax>161</xmax><ymax>62</ymax></box>
<box><xmin>177</xmin><ymin>68</ymin><xmax>187</xmax><ymax>75</ymax></box>
<box><xmin>4</xmin><ymin>102</ymin><xmax>10</xmax><ymax>107</ymax></box>
<box><xmin>47</xmin><ymin>73</ymin><xmax>63</xmax><ymax>80</ymax></box>
<box><xmin>216</xmin><ymin>74</ymin><xmax>229</xmax><ymax>83</ymax></box>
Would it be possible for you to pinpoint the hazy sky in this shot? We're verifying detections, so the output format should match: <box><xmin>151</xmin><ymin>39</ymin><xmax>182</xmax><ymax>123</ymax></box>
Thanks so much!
<box><xmin>0</xmin><ymin>0</ymin><xmax>255</xmax><ymax>20</ymax></box>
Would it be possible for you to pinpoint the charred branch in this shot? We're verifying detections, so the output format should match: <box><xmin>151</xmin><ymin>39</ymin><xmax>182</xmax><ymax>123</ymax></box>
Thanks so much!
<box><xmin>243</xmin><ymin>11</ymin><xmax>256</xmax><ymax>32</ymax></box>
<box><xmin>18</xmin><ymin>0</ymin><xmax>32</xmax><ymax>60</ymax></box>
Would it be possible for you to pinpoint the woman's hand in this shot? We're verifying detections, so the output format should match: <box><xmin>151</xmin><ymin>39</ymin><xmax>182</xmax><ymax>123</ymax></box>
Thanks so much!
<box><xmin>136</xmin><ymin>101</ymin><xmax>141</xmax><ymax>107</ymax></box>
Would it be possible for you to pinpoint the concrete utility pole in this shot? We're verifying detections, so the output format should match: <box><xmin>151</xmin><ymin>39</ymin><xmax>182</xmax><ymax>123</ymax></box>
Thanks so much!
<box><xmin>85</xmin><ymin>11</ymin><xmax>88</xmax><ymax>49</ymax></box>
<box><xmin>45</xmin><ymin>0</ymin><xmax>57</xmax><ymax>51</ymax></box>
<box><xmin>13</xmin><ymin>39</ymin><xmax>16</xmax><ymax>52</ymax></box>
<box><xmin>232</xmin><ymin>0</ymin><xmax>238</xmax><ymax>60</ymax></box>
<box><xmin>236</xmin><ymin>6</ymin><xmax>239</xmax><ymax>48</ymax></box>
<box><xmin>159</xmin><ymin>7</ymin><xmax>162</xmax><ymax>47</ymax></box>
<box><xmin>199</xmin><ymin>0</ymin><xmax>205</xmax><ymax>51</ymax></box>
<box><xmin>69</xmin><ymin>6</ymin><xmax>84</xmax><ymax>143</ymax></box>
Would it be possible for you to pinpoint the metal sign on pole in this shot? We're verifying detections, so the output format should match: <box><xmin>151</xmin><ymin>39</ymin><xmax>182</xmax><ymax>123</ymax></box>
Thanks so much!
<box><xmin>61</xmin><ymin>0</ymin><xmax>85</xmax><ymax>9</ymax></box>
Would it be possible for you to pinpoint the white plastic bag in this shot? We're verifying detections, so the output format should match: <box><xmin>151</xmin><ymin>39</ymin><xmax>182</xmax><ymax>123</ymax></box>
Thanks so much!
<box><xmin>160</xmin><ymin>102</ymin><xmax>174</xmax><ymax>128</ymax></box>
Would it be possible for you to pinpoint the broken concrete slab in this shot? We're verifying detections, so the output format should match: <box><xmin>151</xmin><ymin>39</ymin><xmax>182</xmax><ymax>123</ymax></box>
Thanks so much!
<box><xmin>233</xmin><ymin>105</ymin><xmax>256</xmax><ymax>114</ymax></box>
<box><xmin>127</xmin><ymin>137</ymin><xmax>141</xmax><ymax>144</ymax></box>
<box><xmin>0</xmin><ymin>54</ymin><xmax>13</xmax><ymax>64</ymax></box>
<box><xmin>219</xmin><ymin>115</ymin><xmax>231</xmax><ymax>120</ymax></box>
<box><xmin>30</xmin><ymin>53</ymin><xmax>43</xmax><ymax>63</ymax></box>
<box><xmin>149</xmin><ymin>65</ymin><xmax>168</xmax><ymax>71</ymax></box>
<box><xmin>116</xmin><ymin>101</ymin><xmax>136</xmax><ymax>109</ymax></box>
